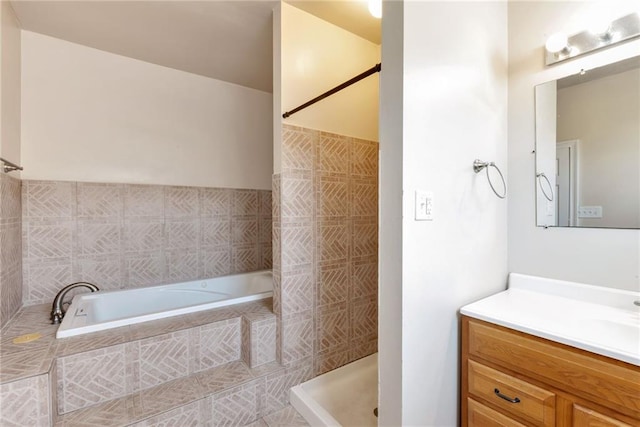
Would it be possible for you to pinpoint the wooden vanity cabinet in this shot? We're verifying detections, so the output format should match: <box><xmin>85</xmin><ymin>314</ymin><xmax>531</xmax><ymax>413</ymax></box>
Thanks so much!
<box><xmin>461</xmin><ymin>316</ymin><xmax>640</xmax><ymax>427</ymax></box>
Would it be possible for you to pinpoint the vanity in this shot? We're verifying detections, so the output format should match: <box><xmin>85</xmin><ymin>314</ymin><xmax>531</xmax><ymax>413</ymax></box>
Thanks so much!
<box><xmin>460</xmin><ymin>274</ymin><xmax>640</xmax><ymax>426</ymax></box>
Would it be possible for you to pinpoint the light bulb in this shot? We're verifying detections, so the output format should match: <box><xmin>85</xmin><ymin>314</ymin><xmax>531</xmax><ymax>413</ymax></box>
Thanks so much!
<box><xmin>368</xmin><ymin>0</ymin><xmax>382</xmax><ymax>19</ymax></box>
<box><xmin>545</xmin><ymin>33</ymin><xmax>569</xmax><ymax>54</ymax></box>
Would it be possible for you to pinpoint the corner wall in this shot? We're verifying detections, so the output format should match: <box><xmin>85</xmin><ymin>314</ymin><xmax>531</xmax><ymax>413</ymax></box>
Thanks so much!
<box><xmin>379</xmin><ymin>2</ymin><xmax>508</xmax><ymax>425</ymax></box>
<box><xmin>508</xmin><ymin>1</ymin><xmax>640</xmax><ymax>291</ymax></box>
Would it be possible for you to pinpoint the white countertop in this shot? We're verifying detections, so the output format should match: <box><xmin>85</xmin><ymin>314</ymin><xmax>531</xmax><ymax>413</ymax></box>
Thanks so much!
<box><xmin>460</xmin><ymin>273</ymin><xmax>640</xmax><ymax>366</ymax></box>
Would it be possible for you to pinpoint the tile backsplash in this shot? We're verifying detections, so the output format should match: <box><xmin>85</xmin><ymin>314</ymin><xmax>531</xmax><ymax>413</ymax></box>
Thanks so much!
<box><xmin>21</xmin><ymin>181</ymin><xmax>272</xmax><ymax>305</ymax></box>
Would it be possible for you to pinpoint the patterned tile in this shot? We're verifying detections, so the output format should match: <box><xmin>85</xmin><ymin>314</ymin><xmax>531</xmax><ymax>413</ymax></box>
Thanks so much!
<box><xmin>316</xmin><ymin>221</ymin><xmax>348</xmax><ymax>262</ymax></box>
<box><xmin>77</xmin><ymin>182</ymin><xmax>123</xmax><ymax>219</ymax></box>
<box><xmin>260</xmin><ymin>243</ymin><xmax>273</xmax><ymax>270</ymax></box>
<box><xmin>245</xmin><ymin>419</ymin><xmax>268</xmax><ymax>427</ymax></box>
<box><xmin>271</xmin><ymin>175</ymin><xmax>280</xmax><ymax>219</ymax></box>
<box><xmin>263</xmin><ymin>405</ymin><xmax>310</xmax><ymax>427</ymax></box>
<box><xmin>55</xmin><ymin>328</ymin><xmax>128</xmax><ymax>357</ymax></box>
<box><xmin>24</xmin><ymin>261</ymin><xmax>73</xmax><ymax>306</ymax></box>
<box><xmin>165</xmin><ymin>219</ymin><xmax>199</xmax><ymax>250</ymax></box>
<box><xmin>0</xmin><ymin>174</ymin><xmax>22</xmax><ymax>220</ymax></box>
<box><xmin>196</xmin><ymin>318</ymin><xmax>241</xmax><ymax>371</ymax></box>
<box><xmin>200</xmin><ymin>247</ymin><xmax>232</xmax><ymax>278</ymax></box>
<box><xmin>196</xmin><ymin>360</ymin><xmax>254</xmax><ymax>394</ymax></box>
<box><xmin>258</xmin><ymin>191</ymin><xmax>272</xmax><ymax>217</ymax></box>
<box><xmin>133</xmin><ymin>376</ymin><xmax>204</xmax><ymax>420</ymax></box>
<box><xmin>0</xmin><ymin>375</ymin><xmax>50</xmax><ymax>427</ymax></box>
<box><xmin>26</xmin><ymin>220</ymin><xmax>74</xmax><ymax>260</ymax></box>
<box><xmin>125</xmin><ymin>251</ymin><xmax>164</xmax><ymax>288</ymax></box>
<box><xmin>58</xmin><ymin>344</ymin><xmax>128</xmax><ymax>414</ymax></box>
<box><xmin>128</xmin><ymin>314</ymin><xmax>193</xmax><ymax>341</ymax></box>
<box><xmin>351</xmin><ymin>296</ymin><xmax>377</xmax><ymax>341</ymax></box>
<box><xmin>259</xmin><ymin>218</ymin><xmax>272</xmax><ymax>244</ymax></box>
<box><xmin>123</xmin><ymin>220</ymin><xmax>163</xmax><ymax>253</ymax></box>
<box><xmin>281</xmin><ymin>311</ymin><xmax>314</xmax><ymax>364</ymax></box>
<box><xmin>233</xmin><ymin>190</ymin><xmax>258</xmax><ymax>217</ymax></box>
<box><xmin>165</xmin><ymin>186</ymin><xmax>199</xmax><ymax>218</ymax></box>
<box><xmin>23</xmin><ymin>180</ymin><xmax>75</xmax><ymax>219</ymax></box>
<box><xmin>201</xmin><ymin>218</ymin><xmax>231</xmax><ymax>247</ymax></box>
<box><xmin>316</xmin><ymin>263</ymin><xmax>348</xmax><ymax>307</ymax></box>
<box><xmin>211</xmin><ymin>380</ymin><xmax>261</xmax><ymax>427</ymax></box>
<box><xmin>317</xmin><ymin>132</ymin><xmax>348</xmax><ymax>175</ymax></box>
<box><xmin>232</xmin><ymin>218</ymin><xmax>258</xmax><ymax>245</ymax></box>
<box><xmin>135</xmin><ymin>331</ymin><xmax>190</xmax><ymax>391</ymax></box>
<box><xmin>282</xmin><ymin>125</ymin><xmax>314</xmax><ymax>172</ymax></box>
<box><xmin>350</xmin><ymin>138</ymin><xmax>378</xmax><ymax>177</ymax></box>
<box><xmin>281</xmin><ymin>271</ymin><xmax>313</xmax><ymax>314</ymax></box>
<box><xmin>350</xmin><ymin>337</ymin><xmax>377</xmax><ymax>361</ymax></box>
<box><xmin>55</xmin><ymin>396</ymin><xmax>135</xmax><ymax>427</ymax></box>
<box><xmin>316</xmin><ymin>303</ymin><xmax>348</xmax><ymax>353</ymax></box>
<box><xmin>280</xmin><ymin>175</ymin><xmax>313</xmax><ymax>219</ymax></box>
<box><xmin>200</xmin><ymin>188</ymin><xmax>231</xmax><ymax>217</ymax></box>
<box><xmin>77</xmin><ymin>220</ymin><xmax>121</xmax><ymax>255</ymax></box>
<box><xmin>316</xmin><ymin>176</ymin><xmax>348</xmax><ymax>218</ymax></box>
<box><xmin>352</xmin><ymin>259</ymin><xmax>377</xmax><ymax>299</ymax></box>
<box><xmin>232</xmin><ymin>245</ymin><xmax>259</xmax><ymax>273</ymax></box>
<box><xmin>124</xmin><ymin>184</ymin><xmax>164</xmax><ymax>218</ymax></box>
<box><xmin>315</xmin><ymin>348</ymin><xmax>350</xmax><ymax>376</ymax></box>
<box><xmin>351</xmin><ymin>180</ymin><xmax>378</xmax><ymax>217</ymax></box>
<box><xmin>254</xmin><ymin>320</ymin><xmax>277</xmax><ymax>366</ymax></box>
<box><xmin>166</xmin><ymin>249</ymin><xmax>199</xmax><ymax>282</ymax></box>
<box><xmin>281</xmin><ymin>225</ymin><xmax>313</xmax><ymax>269</ymax></box>
<box><xmin>351</xmin><ymin>221</ymin><xmax>377</xmax><ymax>259</ymax></box>
<box><xmin>131</xmin><ymin>401</ymin><xmax>201</xmax><ymax>427</ymax></box>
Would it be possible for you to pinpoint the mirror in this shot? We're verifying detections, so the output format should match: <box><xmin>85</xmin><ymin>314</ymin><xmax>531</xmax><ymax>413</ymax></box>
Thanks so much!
<box><xmin>535</xmin><ymin>56</ymin><xmax>640</xmax><ymax>229</ymax></box>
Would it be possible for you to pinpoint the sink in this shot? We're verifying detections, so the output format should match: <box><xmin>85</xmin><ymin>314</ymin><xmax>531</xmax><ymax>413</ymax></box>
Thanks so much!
<box><xmin>460</xmin><ymin>273</ymin><xmax>640</xmax><ymax>366</ymax></box>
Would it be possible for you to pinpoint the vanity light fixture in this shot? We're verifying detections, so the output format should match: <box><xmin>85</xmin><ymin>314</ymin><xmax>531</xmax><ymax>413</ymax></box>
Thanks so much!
<box><xmin>545</xmin><ymin>11</ymin><xmax>640</xmax><ymax>65</ymax></box>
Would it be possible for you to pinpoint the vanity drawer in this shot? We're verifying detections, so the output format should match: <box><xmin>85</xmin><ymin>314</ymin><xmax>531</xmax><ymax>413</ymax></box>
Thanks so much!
<box><xmin>468</xmin><ymin>360</ymin><xmax>555</xmax><ymax>426</ymax></box>
<box><xmin>572</xmin><ymin>405</ymin><xmax>633</xmax><ymax>427</ymax></box>
<box><xmin>468</xmin><ymin>398</ymin><xmax>527</xmax><ymax>427</ymax></box>
<box><xmin>467</xmin><ymin>319</ymin><xmax>640</xmax><ymax>418</ymax></box>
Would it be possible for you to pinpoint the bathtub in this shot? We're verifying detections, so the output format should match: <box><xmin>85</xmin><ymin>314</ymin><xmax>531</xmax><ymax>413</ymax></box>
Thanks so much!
<box><xmin>290</xmin><ymin>353</ymin><xmax>378</xmax><ymax>427</ymax></box>
<box><xmin>56</xmin><ymin>270</ymin><xmax>273</xmax><ymax>338</ymax></box>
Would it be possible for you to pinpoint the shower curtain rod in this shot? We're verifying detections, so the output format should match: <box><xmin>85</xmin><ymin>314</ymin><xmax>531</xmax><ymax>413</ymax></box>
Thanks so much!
<box><xmin>282</xmin><ymin>63</ymin><xmax>381</xmax><ymax>119</ymax></box>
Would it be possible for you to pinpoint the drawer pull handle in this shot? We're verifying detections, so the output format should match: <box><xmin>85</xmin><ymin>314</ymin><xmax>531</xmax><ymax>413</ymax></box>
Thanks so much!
<box><xmin>494</xmin><ymin>388</ymin><xmax>521</xmax><ymax>403</ymax></box>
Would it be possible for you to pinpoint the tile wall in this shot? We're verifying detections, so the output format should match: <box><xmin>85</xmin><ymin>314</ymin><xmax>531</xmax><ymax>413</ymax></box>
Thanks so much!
<box><xmin>0</xmin><ymin>173</ymin><xmax>22</xmax><ymax>327</ymax></box>
<box><xmin>21</xmin><ymin>181</ymin><xmax>272</xmax><ymax>305</ymax></box>
<box><xmin>274</xmin><ymin>124</ymin><xmax>378</xmax><ymax>376</ymax></box>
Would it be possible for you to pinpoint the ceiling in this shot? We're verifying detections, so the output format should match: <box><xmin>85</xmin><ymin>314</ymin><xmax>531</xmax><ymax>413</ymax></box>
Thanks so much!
<box><xmin>10</xmin><ymin>0</ymin><xmax>381</xmax><ymax>93</ymax></box>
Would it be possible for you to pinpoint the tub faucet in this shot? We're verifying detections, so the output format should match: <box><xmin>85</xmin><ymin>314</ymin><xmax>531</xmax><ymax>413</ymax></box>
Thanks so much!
<box><xmin>51</xmin><ymin>282</ymin><xmax>99</xmax><ymax>324</ymax></box>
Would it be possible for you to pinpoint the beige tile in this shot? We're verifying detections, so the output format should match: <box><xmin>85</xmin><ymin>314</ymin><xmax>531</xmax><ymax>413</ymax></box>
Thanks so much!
<box><xmin>316</xmin><ymin>221</ymin><xmax>348</xmax><ymax>263</ymax></box>
<box><xmin>134</xmin><ymin>330</ymin><xmax>190</xmax><ymax>391</ymax></box>
<box><xmin>281</xmin><ymin>311</ymin><xmax>314</xmax><ymax>365</ymax></box>
<box><xmin>0</xmin><ymin>346</ymin><xmax>54</xmax><ymax>384</ymax></box>
<box><xmin>315</xmin><ymin>348</ymin><xmax>350</xmax><ymax>376</ymax></box>
<box><xmin>281</xmin><ymin>224</ymin><xmax>313</xmax><ymax>270</ymax></box>
<box><xmin>350</xmin><ymin>138</ymin><xmax>379</xmax><ymax>178</ymax></box>
<box><xmin>232</xmin><ymin>245</ymin><xmax>259</xmax><ymax>273</ymax></box>
<box><xmin>23</xmin><ymin>180</ymin><xmax>76</xmax><ymax>219</ymax></box>
<box><xmin>317</xmin><ymin>132</ymin><xmax>349</xmax><ymax>175</ymax></box>
<box><xmin>77</xmin><ymin>182</ymin><xmax>124</xmax><ymax>219</ymax></box>
<box><xmin>280</xmin><ymin>175</ymin><xmax>314</xmax><ymax>220</ymax></box>
<box><xmin>316</xmin><ymin>175</ymin><xmax>348</xmax><ymax>218</ymax></box>
<box><xmin>195</xmin><ymin>318</ymin><xmax>242</xmax><ymax>371</ymax></box>
<box><xmin>0</xmin><ymin>375</ymin><xmax>51</xmax><ymax>427</ymax></box>
<box><xmin>350</xmin><ymin>179</ymin><xmax>378</xmax><ymax>218</ymax></box>
<box><xmin>165</xmin><ymin>186</ymin><xmax>199</xmax><ymax>218</ymax></box>
<box><xmin>281</xmin><ymin>271</ymin><xmax>314</xmax><ymax>315</ymax></box>
<box><xmin>55</xmin><ymin>396</ymin><xmax>135</xmax><ymax>427</ymax></box>
<box><xmin>233</xmin><ymin>190</ymin><xmax>259</xmax><ymax>217</ymax></box>
<box><xmin>55</xmin><ymin>328</ymin><xmax>128</xmax><ymax>357</ymax></box>
<box><xmin>199</xmin><ymin>247</ymin><xmax>232</xmax><ymax>278</ymax></box>
<box><xmin>232</xmin><ymin>218</ymin><xmax>258</xmax><ymax>245</ymax></box>
<box><xmin>282</xmin><ymin>125</ymin><xmax>315</xmax><ymax>173</ymax></box>
<box><xmin>133</xmin><ymin>376</ymin><xmax>203</xmax><ymax>420</ymax></box>
<box><xmin>258</xmin><ymin>191</ymin><xmax>272</xmax><ymax>217</ymax></box>
<box><xmin>201</xmin><ymin>218</ymin><xmax>231</xmax><ymax>247</ymax></box>
<box><xmin>123</xmin><ymin>220</ymin><xmax>163</xmax><ymax>253</ymax></box>
<box><xmin>166</xmin><ymin>249</ymin><xmax>199</xmax><ymax>282</ymax></box>
<box><xmin>131</xmin><ymin>400</ymin><xmax>202</xmax><ymax>427</ymax></box>
<box><xmin>196</xmin><ymin>360</ymin><xmax>254</xmax><ymax>394</ymax></box>
<box><xmin>200</xmin><ymin>188</ymin><xmax>232</xmax><ymax>217</ymax></box>
<box><xmin>263</xmin><ymin>405</ymin><xmax>310</xmax><ymax>427</ymax></box>
<box><xmin>316</xmin><ymin>263</ymin><xmax>348</xmax><ymax>307</ymax></box>
<box><xmin>124</xmin><ymin>184</ymin><xmax>164</xmax><ymax>218</ymax></box>
<box><xmin>211</xmin><ymin>379</ymin><xmax>262</xmax><ymax>427</ymax></box>
<box><xmin>316</xmin><ymin>303</ymin><xmax>348</xmax><ymax>354</ymax></box>
<box><xmin>57</xmin><ymin>344</ymin><xmax>128</xmax><ymax>414</ymax></box>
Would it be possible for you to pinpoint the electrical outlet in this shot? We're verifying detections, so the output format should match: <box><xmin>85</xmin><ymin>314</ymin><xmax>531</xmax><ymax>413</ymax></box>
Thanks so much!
<box><xmin>415</xmin><ymin>190</ymin><xmax>433</xmax><ymax>221</ymax></box>
<box><xmin>578</xmin><ymin>206</ymin><xmax>603</xmax><ymax>218</ymax></box>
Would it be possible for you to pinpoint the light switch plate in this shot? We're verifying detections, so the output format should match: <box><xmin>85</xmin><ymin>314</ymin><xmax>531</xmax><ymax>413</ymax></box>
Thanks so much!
<box><xmin>415</xmin><ymin>190</ymin><xmax>433</xmax><ymax>221</ymax></box>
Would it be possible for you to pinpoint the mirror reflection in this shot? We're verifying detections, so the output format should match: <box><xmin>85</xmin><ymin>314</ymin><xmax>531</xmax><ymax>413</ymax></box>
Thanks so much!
<box><xmin>535</xmin><ymin>56</ymin><xmax>640</xmax><ymax>229</ymax></box>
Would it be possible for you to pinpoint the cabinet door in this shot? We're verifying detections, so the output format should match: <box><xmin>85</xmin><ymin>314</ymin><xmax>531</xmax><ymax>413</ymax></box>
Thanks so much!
<box><xmin>573</xmin><ymin>405</ymin><xmax>633</xmax><ymax>427</ymax></box>
<box><xmin>468</xmin><ymin>398</ymin><xmax>527</xmax><ymax>427</ymax></box>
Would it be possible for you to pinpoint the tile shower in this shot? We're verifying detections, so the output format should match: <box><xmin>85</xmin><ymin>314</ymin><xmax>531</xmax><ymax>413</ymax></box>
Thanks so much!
<box><xmin>274</xmin><ymin>124</ymin><xmax>378</xmax><ymax>377</ymax></box>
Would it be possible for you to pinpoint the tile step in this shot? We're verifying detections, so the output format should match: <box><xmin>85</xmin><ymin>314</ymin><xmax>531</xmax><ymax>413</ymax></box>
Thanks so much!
<box><xmin>55</xmin><ymin>359</ymin><xmax>286</xmax><ymax>427</ymax></box>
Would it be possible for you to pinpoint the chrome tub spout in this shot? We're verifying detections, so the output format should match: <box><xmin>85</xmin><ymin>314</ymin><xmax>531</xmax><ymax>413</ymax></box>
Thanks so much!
<box><xmin>51</xmin><ymin>282</ymin><xmax>99</xmax><ymax>324</ymax></box>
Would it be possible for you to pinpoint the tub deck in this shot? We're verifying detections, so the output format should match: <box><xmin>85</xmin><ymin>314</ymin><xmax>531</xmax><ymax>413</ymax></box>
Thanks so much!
<box><xmin>0</xmin><ymin>297</ymin><xmax>301</xmax><ymax>426</ymax></box>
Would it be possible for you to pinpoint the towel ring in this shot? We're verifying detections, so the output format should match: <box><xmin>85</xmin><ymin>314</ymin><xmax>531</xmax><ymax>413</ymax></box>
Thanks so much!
<box><xmin>473</xmin><ymin>159</ymin><xmax>506</xmax><ymax>199</ymax></box>
<box><xmin>537</xmin><ymin>173</ymin><xmax>554</xmax><ymax>201</ymax></box>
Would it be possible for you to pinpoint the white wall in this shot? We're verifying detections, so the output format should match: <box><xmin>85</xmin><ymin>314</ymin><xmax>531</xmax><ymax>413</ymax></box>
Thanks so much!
<box><xmin>534</xmin><ymin>81</ymin><xmax>557</xmax><ymax>226</ymax></box>
<box><xmin>557</xmin><ymin>69</ymin><xmax>640</xmax><ymax>228</ymax></box>
<box><xmin>1</xmin><ymin>0</ymin><xmax>21</xmax><ymax>172</ymax></box>
<box><xmin>508</xmin><ymin>1</ymin><xmax>640</xmax><ymax>291</ymax></box>
<box><xmin>280</xmin><ymin>3</ymin><xmax>380</xmax><ymax>143</ymax></box>
<box><xmin>379</xmin><ymin>2</ymin><xmax>508</xmax><ymax>425</ymax></box>
<box><xmin>21</xmin><ymin>31</ymin><xmax>273</xmax><ymax>190</ymax></box>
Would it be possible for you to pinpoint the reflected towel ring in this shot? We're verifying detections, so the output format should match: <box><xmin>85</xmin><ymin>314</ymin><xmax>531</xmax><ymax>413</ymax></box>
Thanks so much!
<box><xmin>537</xmin><ymin>173</ymin><xmax>554</xmax><ymax>201</ymax></box>
<box><xmin>473</xmin><ymin>159</ymin><xmax>506</xmax><ymax>199</ymax></box>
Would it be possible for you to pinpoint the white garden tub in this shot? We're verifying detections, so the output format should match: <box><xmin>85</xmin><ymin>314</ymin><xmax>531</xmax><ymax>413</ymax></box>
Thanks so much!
<box><xmin>56</xmin><ymin>270</ymin><xmax>273</xmax><ymax>338</ymax></box>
